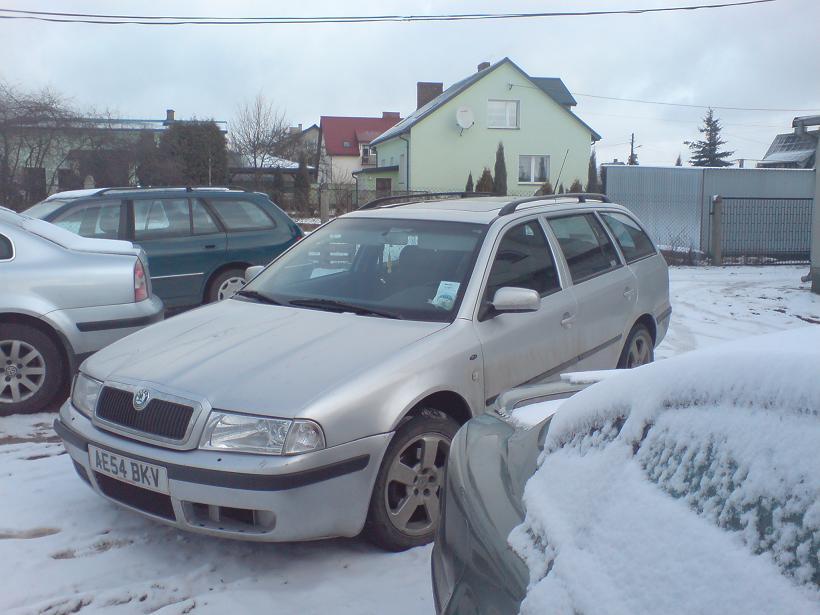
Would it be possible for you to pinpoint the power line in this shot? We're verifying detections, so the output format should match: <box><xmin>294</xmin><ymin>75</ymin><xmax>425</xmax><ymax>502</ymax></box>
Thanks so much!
<box><xmin>0</xmin><ymin>1</ymin><xmax>776</xmax><ymax>26</ymax></box>
<box><xmin>572</xmin><ymin>92</ymin><xmax>818</xmax><ymax>113</ymax></box>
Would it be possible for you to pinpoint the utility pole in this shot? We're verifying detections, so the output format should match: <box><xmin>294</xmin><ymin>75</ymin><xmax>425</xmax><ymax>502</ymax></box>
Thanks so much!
<box><xmin>628</xmin><ymin>133</ymin><xmax>641</xmax><ymax>165</ymax></box>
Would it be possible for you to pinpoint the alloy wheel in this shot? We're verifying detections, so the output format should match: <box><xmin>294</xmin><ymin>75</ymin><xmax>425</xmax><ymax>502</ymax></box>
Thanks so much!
<box><xmin>627</xmin><ymin>332</ymin><xmax>652</xmax><ymax>368</ymax></box>
<box><xmin>384</xmin><ymin>433</ymin><xmax>450</xmax><ymax>536</ymax></box>
<box><xmin>217</xmin><ymin>276</ymin><xmax>245</xmax><ymax>300</ymax></box>
<box><xmin>0</xmin><ymin>340</ymin><xmax>46</xmax><ymax>403</ymax></box>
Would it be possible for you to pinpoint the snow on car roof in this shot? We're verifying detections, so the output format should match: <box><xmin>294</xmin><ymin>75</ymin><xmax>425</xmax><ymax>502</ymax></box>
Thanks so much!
<box><xmin>510</xmin><ymin>327</ymin><xmax>820</xmax><ymax>613</ymax></box>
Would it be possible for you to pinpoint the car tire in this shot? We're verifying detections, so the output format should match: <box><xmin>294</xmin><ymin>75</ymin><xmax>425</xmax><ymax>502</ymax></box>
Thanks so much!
<box><xmin>364</xmin><ymin>409</ymin><xmax>459</xmax><ymax>552</ymax></box>
<box><xmin>0</xmin><ymin>324</ymin><xmax>65</xmax><ymax>416</ymax></box>
<box><xmin>206</xmin><ymin>268</ymin><xmax>246</xmax><ymax>303</ymax></box>
<box><xmin>617</xmin><ymin>323</ymin><xmax>655</xmax><ymax>369</ymax></box>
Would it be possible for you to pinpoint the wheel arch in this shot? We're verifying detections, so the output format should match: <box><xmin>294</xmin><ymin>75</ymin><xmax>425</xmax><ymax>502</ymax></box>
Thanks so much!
<box><xmin>0</xmin><ymin>311</ymin><xmax>75</xmax><ymax>375</ymax></box>
<box><xmin>400</xmin><ymin>389</ymin><xmax>473</xmax><ymax>429</ymax></box>
<box><xmin>203</xmin><ymin>261</ymin><xmax>253</xmax><ymax>302</ymax></box>
<box><xmin>633</xmin><ymin>313</ymin><xmax>658</xmax><ymax>346</ymax></box>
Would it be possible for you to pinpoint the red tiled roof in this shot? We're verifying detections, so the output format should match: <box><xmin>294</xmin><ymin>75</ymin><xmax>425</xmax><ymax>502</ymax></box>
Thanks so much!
<box><xmin>320</xmin><ymin>114</ymin><xmax>401</xmax><ymax>156</ymax></box>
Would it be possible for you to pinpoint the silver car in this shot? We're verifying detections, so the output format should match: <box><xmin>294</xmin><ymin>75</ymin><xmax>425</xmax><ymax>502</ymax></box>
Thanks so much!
<box><xmin>0</xmin><ymin>207</ymin><xmax>163</xmax><ymax>415</ymax></box>
<box><xmin>54</xmin><ymin>193</ymin><xmax>670</xmax><ymax>550</ymax></box>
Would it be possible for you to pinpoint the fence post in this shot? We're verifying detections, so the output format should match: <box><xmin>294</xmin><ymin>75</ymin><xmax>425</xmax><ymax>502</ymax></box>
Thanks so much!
<box><xmin>710</xmin><ymin>195</ymin><xmax>723</xmax><ymax>266</ymax></box>
<box><xmin>319</xmin><ymin>186</ymin><xmax>330</xmax><ymax>223</ymax></box>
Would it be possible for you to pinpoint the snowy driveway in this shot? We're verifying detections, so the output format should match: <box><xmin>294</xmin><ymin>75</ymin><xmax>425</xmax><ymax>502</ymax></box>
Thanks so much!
<box><xmin>1</xmin><ymin>266</ymin><xmax>817</xmax><ymax>614</ymax></box>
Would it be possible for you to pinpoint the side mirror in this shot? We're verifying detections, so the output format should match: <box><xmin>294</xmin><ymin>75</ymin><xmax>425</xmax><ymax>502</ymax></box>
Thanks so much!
<box><xmin>244</xmin><ymin>265</ymin><xmax>264</xmax><ymax>283</ymax></box>
<box><xmin>491</xmin><ymin>287</ymin><xmax>540</xmax><ymax>314</ymax></box>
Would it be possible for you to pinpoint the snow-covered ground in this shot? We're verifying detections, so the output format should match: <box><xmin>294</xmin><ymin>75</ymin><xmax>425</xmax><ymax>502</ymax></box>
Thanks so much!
<box><xmin>1</xmin><ymin>266</ymin><xmax>817</xmax><ymax>614</ymax></box>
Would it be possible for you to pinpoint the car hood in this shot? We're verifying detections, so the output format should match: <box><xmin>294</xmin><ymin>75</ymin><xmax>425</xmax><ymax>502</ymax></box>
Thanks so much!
<box><xmin>83</xmin><ymin>299</ymin><xmax>449</xmax><ymax>417</ymax></box>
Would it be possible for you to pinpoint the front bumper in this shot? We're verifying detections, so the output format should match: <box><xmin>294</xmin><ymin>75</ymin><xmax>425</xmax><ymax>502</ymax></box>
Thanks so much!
<box><xmin>55</xmin><ymin>400</ymin><xmax>391</xmax><ymax>541</ymax></box>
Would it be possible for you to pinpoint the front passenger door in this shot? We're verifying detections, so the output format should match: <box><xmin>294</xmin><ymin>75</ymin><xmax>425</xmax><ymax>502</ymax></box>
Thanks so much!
<box><xmin>473</xmin><ymin>220</ymin><xmax>579</xmax><ymax>406</ymax></box>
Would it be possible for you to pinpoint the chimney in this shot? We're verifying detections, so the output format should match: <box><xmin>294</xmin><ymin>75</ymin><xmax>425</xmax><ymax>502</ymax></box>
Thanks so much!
<box><xmin>477</xmin><ymin>61</ymin><xmax>490</xmax><ymax>72</ymax></box>
<box><xmin>416</xmin><ymin>82</ymin><xmax>444</xmax><ymax>109</ymax></box>
<box><xmin>164</xmin><ymin>109</ymin><xmax>175</xmax><ymax>124</ymax></box>
<box><xmin>382</xmin><ymin>111</ymin><xmax>401</xmax><ymax>120</ymax></box>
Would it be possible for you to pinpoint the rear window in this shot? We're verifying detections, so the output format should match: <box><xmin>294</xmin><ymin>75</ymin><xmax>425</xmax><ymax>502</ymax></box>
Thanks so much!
<box><xmin>0</xmin><ymin>233</ymin><xmax>12</xmax><ymax>260</ymax></box>
<box><xmin>548</xmin><ymin>214</ymin><xmax>621</xmax><ymax>283</ymax></box>
<box><xmin>25</xmin><ymin>199</ymin><xmax>76</xmax><ymax>220</ymax></box>
<box><xmin>208</xmin><ymin>199</ymin><xmax>275</xmax><ymax>231</ymax></box>
<box><xmin>600</xmin><ymin>212</ymin><xmax>656</xmax><ymax>263</ymax></box>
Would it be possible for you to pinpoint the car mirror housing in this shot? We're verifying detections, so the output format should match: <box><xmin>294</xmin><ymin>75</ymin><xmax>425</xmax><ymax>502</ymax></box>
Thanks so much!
<box><xmin>491</xmin><ymin>287</ymin><xmax>540</xmax><ymax>314</ymax></box>
<box><xmin>244</xmin><ymin>265</ymin><xmax>264</xmax><ymax>283</ymax></box>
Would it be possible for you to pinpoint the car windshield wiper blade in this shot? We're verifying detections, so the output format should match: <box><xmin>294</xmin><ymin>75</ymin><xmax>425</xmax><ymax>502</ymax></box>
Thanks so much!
<box><xmin>288</xmin><ymin>298</ymin><xmax>402</xmax><ymax>319</ymax></box>
<box><xmin>233</xmin><ymin>289</ymin><xmax>283</xmax><ymax>305</ymax></box>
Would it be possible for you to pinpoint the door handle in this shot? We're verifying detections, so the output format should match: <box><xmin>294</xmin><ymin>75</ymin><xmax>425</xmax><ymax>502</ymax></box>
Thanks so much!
<box><xmin>204</xmin><ymin>244</ymin><xmax>217</xmax><ymax>249</ymax></box>
<box><xmin>623</xmin><ymin>287</ymin><xmax>636</xmax><ymax>299</ymax></box>
<box><xmin>560</xmin><ymin>312</ymin><xmax>576</xmax><ymax>328</ymax></box>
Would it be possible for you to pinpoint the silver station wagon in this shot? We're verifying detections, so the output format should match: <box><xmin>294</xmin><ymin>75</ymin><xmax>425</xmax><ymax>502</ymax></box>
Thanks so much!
<box><xmin>54</xmin><ymin>193</ymin><xmax>670</xmax><ymax>550</ymax></box>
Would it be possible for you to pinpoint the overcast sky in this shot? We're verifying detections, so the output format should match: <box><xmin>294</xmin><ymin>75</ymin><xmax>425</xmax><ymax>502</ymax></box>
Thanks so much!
<box><xmin>2</xmin><ymin>0</ymin><xmax>818</xmax><ymax>165</ymax></box>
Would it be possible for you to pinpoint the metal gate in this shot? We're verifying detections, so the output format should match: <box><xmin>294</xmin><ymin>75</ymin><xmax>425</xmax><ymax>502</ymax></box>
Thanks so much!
<box><xmin>720</xmin><ymin>197</ymin><xmax>812</xmax><ymax>264</ymax></box>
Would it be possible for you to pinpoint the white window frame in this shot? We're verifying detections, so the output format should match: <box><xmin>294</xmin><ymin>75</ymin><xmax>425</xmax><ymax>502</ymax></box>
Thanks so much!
<box><xmin>487</xmin><ymin>99</ymin><xmax>520</xmax><ymax>129</ymax></box>
<box><xmin>518</xmin><ymin>155</ymin><xmax>550</xmax><ymax>184</ymax></box>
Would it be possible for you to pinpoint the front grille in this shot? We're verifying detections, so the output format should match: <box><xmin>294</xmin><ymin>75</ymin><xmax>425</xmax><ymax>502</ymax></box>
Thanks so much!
<box><xmin>95</xmin><ymin>473</ymin><xmax>175</xmax><ymax>520</ymax></box>
<box><xmin>96</xmin><ymin>386</ymin><xmax>194</xmax><ymax>441</ymax></box>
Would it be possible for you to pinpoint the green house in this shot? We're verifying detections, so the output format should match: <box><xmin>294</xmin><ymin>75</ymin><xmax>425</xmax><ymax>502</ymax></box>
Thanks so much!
<box><xmin>358</xmin><ymin>58</ymin><xmax>601</xmax><ymax>197</ymax></box>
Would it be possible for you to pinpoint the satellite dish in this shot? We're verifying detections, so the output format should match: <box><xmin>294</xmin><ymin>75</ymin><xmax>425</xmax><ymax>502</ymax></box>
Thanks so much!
<box><xmin>456</xmin><ymin>106</ymin><xmax>475</xmax><ymax>130</ymax></box>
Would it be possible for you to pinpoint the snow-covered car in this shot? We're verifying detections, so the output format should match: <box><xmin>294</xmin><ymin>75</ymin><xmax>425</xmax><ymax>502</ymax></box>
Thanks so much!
<box><xmin>432</xmin><ymin>328</ymin><xmax>820</xmax><ymax>614</ymax></box>
<box><xmin>0</xmin><ymin>207</ymin><xmax>163</xmax><ymax>415</ymax></box>
<box><xmin>53</xmin><ymin>193</ymin><xmax>669</xmax><ymax>551</ymax></box>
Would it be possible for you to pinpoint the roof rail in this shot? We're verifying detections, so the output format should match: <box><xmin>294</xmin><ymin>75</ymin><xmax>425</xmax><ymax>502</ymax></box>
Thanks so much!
<box><xmin>94</xmin><ymin>185</ymin><xmax>248</xmax><ymax>195</ymax></box>
<box><xmin>498</xmin><ymin>192</ymin><xmax>610</xmax><ymax>217</ymax></box>
<box><xmin>359</xmin><ymin>191</ymin><xmax>495</xmax><ymax>210</ymax></box>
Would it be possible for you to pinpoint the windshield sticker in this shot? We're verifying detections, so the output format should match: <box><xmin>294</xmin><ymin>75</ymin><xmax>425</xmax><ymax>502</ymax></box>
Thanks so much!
<box><xmin>431</xmin><ymin>281</ymin><xmax>460</xmax><ymax>310</ymax></box>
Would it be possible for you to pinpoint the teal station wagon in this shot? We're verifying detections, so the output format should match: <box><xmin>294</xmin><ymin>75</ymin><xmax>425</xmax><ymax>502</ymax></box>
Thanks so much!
<box><xmin>27</xmin><ymin>187</ymin><xmax>303</xmax><ymax>309</ymax></box>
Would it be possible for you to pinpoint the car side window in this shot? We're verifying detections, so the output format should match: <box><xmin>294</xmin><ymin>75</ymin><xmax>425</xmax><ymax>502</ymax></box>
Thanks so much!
<box><xmin>208</xmin><ymin>199</ymin><xmax>275</xmax><ymax>231</ymax></box>
<box><xmin>548</xmin><ymin>214</ymin><xmax>621</xmax><ymax>283</ymax></box>
<box><xmin>191</xmin><ymin>200</ymin><xmax>220</xmax><ymax>235</ymax></box>
<box><xmin>600</xmin><ymin>212</ymin><xmax>656</xmax><ymax>263</ymax></box>
<box><xmin>53</xmin><ymin>200</ymin><xmax>122</xmax><ymax>239</ymax></box>
<box><xmin>133</xmin><ymin>199</ymin><xmax>191</xmax><ymax>240</ymax></box>
<box><xmin>484</xmin><ymin>220</ymin><xmax>560</xmax><ymax>301</ymax></box>
<box><xmin>0</xmin><ymin>233</ymin><xmax>12</xmax><ymax>260</ymax></box>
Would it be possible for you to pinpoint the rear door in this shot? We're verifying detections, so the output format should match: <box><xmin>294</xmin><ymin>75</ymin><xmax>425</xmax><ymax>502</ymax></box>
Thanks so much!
<box><xmin>206</xmin><ymin>197</ymin><xmax>295</xmax><ymax>267</ymax></box>
<box><xmin>546</xmin><ymin>213</ymin><xmax>638</xmax><ymax>370</ymax></box>
<box><xmin>129</xmin><ymin>197</ymin><xmax>226</xmax><ymax>307</ymax></box>
<box><xmin>473</xmin><ymin>219</ymin><xmax>579</xmax><ymax>406</ymax></box>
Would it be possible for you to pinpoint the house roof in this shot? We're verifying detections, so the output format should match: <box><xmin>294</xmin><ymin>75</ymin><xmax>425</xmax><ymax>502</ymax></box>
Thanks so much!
<box><xmin>370</xmin><ymin>57</ymin><xmax>600</xmax><ymax>145</ymax></box>
<box><xmin>758</xmin><ymin>131</ymin><xmax>817</xmax><ymax>167</ymax></box>
<box><xmin>530</xmin><ymin>78</ymin><xmax>577</xmax><ymax>107</ymax></box>
<box><xmin>320</xmin><ymin>115</ymin><xmax>402</xmax><ymax>156</ymax></box>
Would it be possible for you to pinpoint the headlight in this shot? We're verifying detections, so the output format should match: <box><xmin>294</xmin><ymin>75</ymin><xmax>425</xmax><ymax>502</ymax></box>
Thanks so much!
<box><xmin>71</xmin><ymin>373</ymin><xmax>102</xmax><ymax>417</ymax></box>
<box><xmin>199</xmin><ymin>411</ymin><xmax>325</xmax><ymax>456</ymax></box>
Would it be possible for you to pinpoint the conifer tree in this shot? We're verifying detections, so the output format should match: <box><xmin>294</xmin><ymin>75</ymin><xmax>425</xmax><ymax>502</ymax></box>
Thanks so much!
<box><xmin>685</xmin><ymin>109</ymin><xmax>734</xmax><ymax>167</ymax></box>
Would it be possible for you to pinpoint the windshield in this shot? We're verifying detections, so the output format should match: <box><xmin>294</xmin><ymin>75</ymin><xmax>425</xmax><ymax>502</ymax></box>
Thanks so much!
<box><xmin>244</xmin><ymin>217</ymin><xmax>487</xmax><ymax>322</ymax></box>
<box><xmin>25</xmin><ymin>199</ymin><xmax>76</xmax><ymax>219</ymax></box>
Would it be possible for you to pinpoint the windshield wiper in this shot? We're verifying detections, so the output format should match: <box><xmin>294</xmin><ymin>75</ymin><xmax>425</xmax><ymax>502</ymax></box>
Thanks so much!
<box><xmin>288</xmin><ymin>298</ymin><xmax>402</xmax><ymax>319</ymax></box>
<box><xmin>233</xmin><ymin>289</ymin><xmax>283</xmax><ymax>305</ymax></box>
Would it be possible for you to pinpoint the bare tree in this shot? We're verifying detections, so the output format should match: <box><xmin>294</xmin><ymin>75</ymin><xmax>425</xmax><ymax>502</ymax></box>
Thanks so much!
<box><xmin>0</xmin><ymin>81</ymin><xmax>74</xmax><ymax>207</ymax></box>
<box><xmin>230</xmin><ymin>93</ymin><xmax>293</xmax><ymax>180</ymax></box>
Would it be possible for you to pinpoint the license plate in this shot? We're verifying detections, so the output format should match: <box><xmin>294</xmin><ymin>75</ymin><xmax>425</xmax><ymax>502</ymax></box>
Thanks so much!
<box><xmin>89</xmin><ymin>445</ymin><xmax>169</xmax><ymax>494</ymax></box>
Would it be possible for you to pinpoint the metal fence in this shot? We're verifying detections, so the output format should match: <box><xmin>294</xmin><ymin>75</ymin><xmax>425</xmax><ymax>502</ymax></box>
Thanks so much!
<box><xmin>718</xmin><ymin>197</ymin><xmax>813</xmax><ymax>264</ymax></box>
<box><xmin>605</xmin><ymin>166</ymin><xmax>816</xmax><ymax>265</ymax></box>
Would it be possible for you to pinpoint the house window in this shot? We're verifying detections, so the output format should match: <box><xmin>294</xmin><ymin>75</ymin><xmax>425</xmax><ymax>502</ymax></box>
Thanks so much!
<box><xmin>343</xmin><ymin>140</ymin><xmax>352</xmax><ymax>148</ymax></box>
<box><xmin>518</xmin><ymin>155</ymin><xmax>549</xmax><ymax>183</ymax></box>
<box><xmin>487</xmin><ymin>100</ymin><xmax>519</xmax><ymax>129</ymax></box>
<box><xmin>361</xmin><ymin>145</ymin><xmax>375</xmax><ymax>164</ymax></box>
